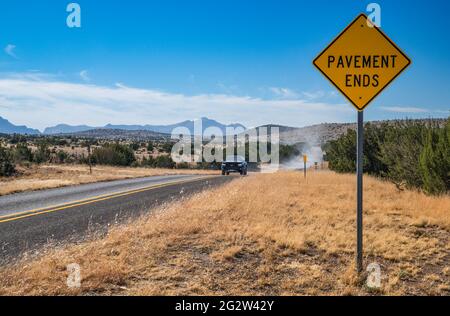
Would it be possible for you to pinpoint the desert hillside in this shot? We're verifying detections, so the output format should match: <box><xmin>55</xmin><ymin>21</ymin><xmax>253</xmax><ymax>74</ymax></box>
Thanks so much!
<box><xmin>0</xmin><ymin>171</ymin><xmax>448</xmax><ymax>296</ymax></box>
<box><xmin>247</xmin><ymin>119</ymin><xmax>448</xmax><ymax>145</ymax></box>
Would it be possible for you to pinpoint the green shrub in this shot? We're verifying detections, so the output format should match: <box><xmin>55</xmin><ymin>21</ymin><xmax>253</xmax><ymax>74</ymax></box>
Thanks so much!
<box><xmin>279</xmin><ymin>144</ymin><xmax>301</xmax><ymax>163</ymax></box>
<box><xmin>141</xmin><ymin>156</ymin><xmax>155</xmax><ymax>167</ymax></box>
<box><xmin>9</xmin><ymin>134</ymin><xmax>27</xmax><ymax>145</ymax></box>
<box><xmin>34</xmin><ymin>142</ymin><xmax>50</xmax><ymax>164</ymax></box>
<box><xmin>159</xmin><ymin>142</ymin><xmax>173</xmax><ymax>154</ymax></box>
<box><xmin>130</xmin><ymin>142</ymin><xmax>140</xmax><ymax>151</ymax></box>
<box><xmin>91</xmin><ymin>144</ymin><xmax>136</xmax><ymax>166</ymax></box>
<box><xmin>154</xmin><ymin>155</ymin><xmax>175</xmax><ymax>169</ymax></box>
<box><xmin>419</xmin><ymin>120</ymin><xmax>450</xmax><ymax>195</ymax></box>
<box><xmin>12</xmin><ymin>143</ymin><xmax>33</xmax><ymax>164</ymax></box>
<box><xmin>325</xmin><ymin>129</ymin><xmax>357</xmax><ymax>173</ymax></box>
<box><xmin>324</xmin><ymin>119</ymin><xmax>449</xmax><ymax>195</ymax></box>
<box><xmin>141</xmin><ymin>155</ymin><xmax>175</xmax><ymax>168</ymax></box>
<box><xmin>378</xmin><ymin>121</ymin><xmax>427</xmax><ymax>189</ymax></box>
<box><xmin>0</xmin><ymin>147</ymin><xmax>15</xmax><ymax>176</ymax></box>
<box><xmin>176</xmin><ymin>162</ymin><xmax>190</xmax><ymax>169</ymax></box>
<box><xmin>56</xmin><ymin>150</ymin><xmax>69</xmax><ymax>164</ymax></box>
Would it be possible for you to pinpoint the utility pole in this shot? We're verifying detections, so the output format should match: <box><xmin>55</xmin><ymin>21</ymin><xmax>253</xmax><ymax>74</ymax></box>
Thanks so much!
<box><xmin>87</xmin><ymin>142</ymin><xmax>92</xmax><ymax>175</ymax></box>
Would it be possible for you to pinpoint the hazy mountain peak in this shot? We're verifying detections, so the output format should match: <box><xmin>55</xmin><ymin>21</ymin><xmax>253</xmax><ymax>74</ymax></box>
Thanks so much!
<box><xmin>0</xmin><ymin>117</ymin><xmax>40</xmax><ymax>135</ymax></box>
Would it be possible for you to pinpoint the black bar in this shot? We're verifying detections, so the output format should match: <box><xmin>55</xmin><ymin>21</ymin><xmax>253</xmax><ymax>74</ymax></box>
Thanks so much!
<box><xmin>0</xmin><ymin>296</ymin><xmax>441</xmax><ymax>313</ymax></box>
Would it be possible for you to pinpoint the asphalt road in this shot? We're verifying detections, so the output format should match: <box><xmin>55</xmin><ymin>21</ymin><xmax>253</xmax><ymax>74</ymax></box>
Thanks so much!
<box><xmin>0</xmin><ymin>174</ymin><xmax>232</xmax><ymax>263</ymax></box>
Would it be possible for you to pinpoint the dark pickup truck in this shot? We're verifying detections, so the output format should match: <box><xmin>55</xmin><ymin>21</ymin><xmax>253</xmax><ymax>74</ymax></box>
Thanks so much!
<box><xmin>221</xmin><ymin>156</ymin><xmax>248</xmax><ymax>176</ymax></box>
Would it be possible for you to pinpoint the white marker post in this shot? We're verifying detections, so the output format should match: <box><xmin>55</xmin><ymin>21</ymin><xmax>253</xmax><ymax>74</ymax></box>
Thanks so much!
<box><xmin>303</xmin><ymin>155</ymin><xmax>307</xmax><ymax>179</ymax></box>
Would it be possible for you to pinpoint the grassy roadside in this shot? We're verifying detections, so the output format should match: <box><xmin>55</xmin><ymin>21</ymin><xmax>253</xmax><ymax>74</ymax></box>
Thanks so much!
<box><xmin>0</xmin><ymin>164</ymin><xmax>216</xmax><ymax>196</ymax></box>
<box><xmin>0</xmin><ymin>171</ymin><xmax>448</xmax><ymax>296</ymax></box>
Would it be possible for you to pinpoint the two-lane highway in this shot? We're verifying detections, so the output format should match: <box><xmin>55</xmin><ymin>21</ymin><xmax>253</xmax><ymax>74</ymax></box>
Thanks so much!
<box><xmin>0</xmin><ymin>174</ymin><xmax>232</xmax><ymax>263</ymax></box>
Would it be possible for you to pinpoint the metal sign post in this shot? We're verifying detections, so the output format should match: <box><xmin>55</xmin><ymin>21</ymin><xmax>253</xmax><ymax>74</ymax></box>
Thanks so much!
<box><xmin>303</xmin><ymin>155</ymin><xmax>308</xmax><ymax>179</ymax></box>
<box><xmin>356</xmin><ymin>111</ymin><xmax>364</xmax><ymax>272</ymax></box>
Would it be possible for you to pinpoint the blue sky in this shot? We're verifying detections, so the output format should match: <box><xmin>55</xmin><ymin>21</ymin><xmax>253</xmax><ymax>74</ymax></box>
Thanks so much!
<box><xmin>0</xmin><ymin>0</ymin><xmax>449</xmax><ymax>130</ymax></box>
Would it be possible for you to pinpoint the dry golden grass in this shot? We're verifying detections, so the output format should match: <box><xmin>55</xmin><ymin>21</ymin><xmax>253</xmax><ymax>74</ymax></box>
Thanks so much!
<box><xmin>0</xmin><ymin>164</ymin><xmax>216</xmax><ymax>196</ymax></box>
<box><xmin>0</xmin><ymin>171</ymin><xmax>448</xmax><ymax>296</ymax></box>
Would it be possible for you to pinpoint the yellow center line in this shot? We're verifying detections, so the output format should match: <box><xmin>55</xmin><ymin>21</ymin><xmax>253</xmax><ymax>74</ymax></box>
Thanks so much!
<box><xmin>0</xmin><ymin>176</ymin><xmax>217</xmax><ymax>224</ymax></box>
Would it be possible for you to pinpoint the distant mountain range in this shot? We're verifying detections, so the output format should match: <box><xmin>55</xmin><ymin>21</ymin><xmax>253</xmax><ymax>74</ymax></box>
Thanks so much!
<box><xmin>0</xmin><ymin>115</ymin><xmax>446</xmax><ymax>144</ymax></box>
<box><xmin>43</xmin><ymin>117</ymin><xmax>246</xmax><ymax>136</ymax></box>
<box><xmin>62</xmin><ymin>129</ymin><xmax>171</xmax><ymax>141</ymax></box>
<box><xmin>0</xmin><ymin>117</ymin><xmax>40</xmax><ymax>135</ymax></box>
<box><xmin>0</xmin><ymin>117</ymin><xmax>246</xmax><ymax>136</ymax></box>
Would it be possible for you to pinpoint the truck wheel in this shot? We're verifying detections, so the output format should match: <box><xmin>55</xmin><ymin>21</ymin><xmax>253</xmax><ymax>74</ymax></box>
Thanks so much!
<box><xmin>222</xmin><ymin>171</ymin><xmax>226</xmax><ymax>176</ymax></box>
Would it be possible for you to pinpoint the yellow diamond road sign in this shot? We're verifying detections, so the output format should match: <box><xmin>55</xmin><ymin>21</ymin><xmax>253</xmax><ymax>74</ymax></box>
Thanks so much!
<box><xmin>313</xmin><ymin>14</ymin><xmax>411</xmax><ymax>111</ymax></box>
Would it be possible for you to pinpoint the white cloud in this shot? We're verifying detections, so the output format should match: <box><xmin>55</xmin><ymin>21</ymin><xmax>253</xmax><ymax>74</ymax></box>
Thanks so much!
<box><xmin>217</xmin><ymin>82</ymin><xmax>238</xmax><ymax>94</ymax></box>
<box><xmin>0</xmin><ymin>73</ymin><xmax>353</xmax><ymax>131</ymax></box>
<box><xmin>301</xmin><ymin>90</ymin><xmax>342</xmax><ymax>100</ymax></box>
<box><xmin>269</xmin><ymin>87</ymin><xmax>299</xmax><ymax>99</ymax></box>
<box><xmin>301</xmin><ymin>90</ymin><xmax>326</xmax><ymax>100</ymax></box>
<box><xmin>380</xmin><ymin>106</ymin><xmax>429</xmax><ymax>114</ymax></box>
<box><xmin>79</xmin><ymin>70</ymin><xmax>90</xmax><ymax>82</ymax></box>
<box><xmin>269</xmin><ymin>89</ymin><xmax>338</xmax><ymax>101</ymax></box>
<box><xmin>4</xmin><ymin>44</ymin><xmax>18</xmax><ymax>59</ymax></box>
